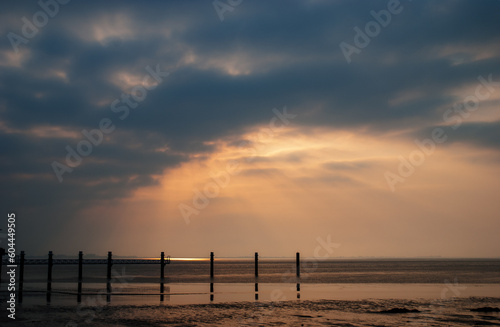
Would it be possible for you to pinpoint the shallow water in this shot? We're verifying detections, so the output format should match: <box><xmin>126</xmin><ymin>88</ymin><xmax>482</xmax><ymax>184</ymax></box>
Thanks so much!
<box><xmin>6</xmin><ymin>283</ymin><xmax>500</xmax><ymax>307</ymax></box>
<box><xmin>1</xmin><ymin>259</ymin><xmax>499</xmax><ymax>307</ymax></box>
<box><xmin>7</xmin><ymin>258</ymin><xmax>500</xmax><ymax>283</ymax></box>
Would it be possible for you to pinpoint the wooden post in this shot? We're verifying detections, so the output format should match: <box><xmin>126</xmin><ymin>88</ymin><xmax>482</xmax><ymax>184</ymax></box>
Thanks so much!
<box><xmin>296</xmin><ymin>252</ymin><xmax>300</xmax><ymax>294</ymax></box>
<box><xmin>210</xmin><ymin>252</ymin><xmax>214</xmax><ymax>297</ymax></box>
<box><xmin>296</xmin><ymin>252</ymin><xmax>300</xmax><ymax>278</ymax></box>
<box><xmin>19</xmin><ymin>251</ymin><xmax>24</xmax><ymax>303</ymax></box>
<box><xmin>47</xmin><ymin>251</ymin><xmax>53</xmax><ymax>302</ymax></box>
<box><xmin>160</xmin><ymin>252</ymin><xmax>165</xmax><ymax>282</ymax></box>
<box><xmin>160</xmin><ymin>252</ymin><xmax>165</xmax><ymax>300</ymax></box>
<box><xmin>254</xmin><ymin>252</ymin><xmax>259</xmax><ymax>295</ymax></box>
<box><xmin>210</xmin><ymin>252</ymin><xmax>214</xmax><ymax>280</ymax></box>
<box><xmin>0</xmin><ymin>247</ymin><xmax>5</xmax><ymax>284</ymax></box>
<box><xmin>255</xmin><ymin>252</ymin><xmax>258</xmax><ymax>278</ymax></box>
<box><xmin>77</xmin><ymin>251</ymin><xmax>83</xmax><ymax>302</ymax></box>
<box><xmin>107</xmin><ymin>251</ymin><xmax>112</xmax><ymax>294</ymax></box>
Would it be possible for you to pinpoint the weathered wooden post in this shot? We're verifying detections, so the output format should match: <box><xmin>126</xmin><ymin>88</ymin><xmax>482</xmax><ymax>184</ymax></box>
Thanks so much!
<box><xmin>0</xmin><ymin>247</ymin><xmax>5</xmax><ymax>284</ymax></box>
<box><xmin>210</xmin><ymin>252</ymin><xmax>214</xmax><ymax>298</ymax></box>
<box><xmin>255</xmin><ymin>252</ymin><xmax>258</xmax><ymax>278</ymax></box>
<box><xmin>254</xmin><ymin>252</ymin><xmax>259</xmax><ymax>293</ymax></box>
<box><xmin>19</xmin><ymin>251</ymin><xmax>25</xmax><ymax>303</ymax></box>
<box><xmin>77</xmin><ymin>251</ymin><xmax>83</xmax><ymax>303</ymax></box>
<box><xmin>106</xmin><ymin>251</ymin><xmax>112</xmax><ymax>303</ymax></box>
<box><xmin>296</xmin><ymin>252</ymin><xmax>300</xmax><ymax>293</ymax></box>
<box><xmin>296</xmin><ymin>252</ymin><xmax>300</xmax><ymax>278</ymax></box>
<box><xmin>210</xmin><ymin>252</ymin><xmax>214</xmax><ymax>280</ymax></box>
<box><xmin>107</xmin><ymin>251</ymin><xmax>112</xmax><ymax>280</ymax></box>
<box><xmin>160</xmin><ymin>252</ymin><xmax>165</xmax><ymax>282</ymax></box>
<box><xmin>47</xmin><ymin>251</ymin><xmax>53</xmax><ymax>302</ymax></box>
<box><xmin>160</xmin><ymin>252</ymin><xmax>165</xmax><ymax>301</ymax></box>
<box><xmin>107</xmin><ymin>251</ymin><xmax>112</xmax><ymax>293</ymax></box>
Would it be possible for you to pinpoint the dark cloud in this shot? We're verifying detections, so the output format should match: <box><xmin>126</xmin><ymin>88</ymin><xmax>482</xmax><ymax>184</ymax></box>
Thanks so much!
<box><xmin>0</xmin><ymin>0</ymin><xmax>499</xmax><ymax>253</ymax></box>
<box><xmin>412</xmin><ymin>121</ymin><xmax>500</xmax><ymax>150</ymax></box>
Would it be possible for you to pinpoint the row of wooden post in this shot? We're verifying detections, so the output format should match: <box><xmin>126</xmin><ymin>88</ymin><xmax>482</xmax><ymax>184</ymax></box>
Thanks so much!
<box><xmin>4</xmin><ymin>251</ymin><xmax>302</xmax><ymax>303</ymax></box>
<box><xmin>209</xmin><ymin>252</ymin><xmax>301</xmax><ymax>301</ymax></box>
<box><xmin>8</xmin><ymin>251</ymin><xmax>170</xmax><ymax>303</ymax></box>
<box><xmin>208</xmin><ymin>252</ymin><xmax>301</xmax><ymax>278</ymax></box>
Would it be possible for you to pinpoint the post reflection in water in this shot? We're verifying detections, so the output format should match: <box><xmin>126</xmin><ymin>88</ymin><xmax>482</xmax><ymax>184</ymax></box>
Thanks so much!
<box><xmin>160</xmin><ymin>285</ymin><xmax>170</xmax><ymax>302</ymax></box>
<box><xmin>106</xmin><ymin>282</ymin><xmax>111</xmax><ymax>303</ymax></box>
<box><xmin>34</xmin><ymin>255</ymin><xmax>314</xmax><ymax>305</ymax></box>
<box><xmin>160</xmin><ymin>284</ymin><xmax>171</xmax><ymax>302</ymax></box>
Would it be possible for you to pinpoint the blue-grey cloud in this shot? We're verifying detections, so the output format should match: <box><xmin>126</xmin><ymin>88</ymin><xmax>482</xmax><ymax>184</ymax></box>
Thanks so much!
<box><xmin>1</xmin><ymin>0</ymin><xmax>499</xmax><ymax>253</ymax></box>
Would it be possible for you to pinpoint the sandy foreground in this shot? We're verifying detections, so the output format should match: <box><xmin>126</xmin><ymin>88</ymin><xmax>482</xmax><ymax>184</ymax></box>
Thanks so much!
<box><xmin>1</xmin><ymin>297</ymin><xmax>500</xmax><ymax>326</ymax></box>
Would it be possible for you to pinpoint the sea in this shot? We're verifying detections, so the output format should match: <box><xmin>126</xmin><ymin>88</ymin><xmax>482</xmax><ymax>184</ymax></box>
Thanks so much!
<box><xmin>1</xmin><ymin>258</ymin><xmax>499</xmax><ymax>306</ymax></box>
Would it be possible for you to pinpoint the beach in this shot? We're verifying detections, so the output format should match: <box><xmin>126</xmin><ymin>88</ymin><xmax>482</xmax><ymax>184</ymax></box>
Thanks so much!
<box><xmin>3</xmin><ymin>0</ymin><xmax>500</xmax><ymax>325</ymax></box>
<box><xmin>2</xmin><ymin>259</ymin><xmax>500</xmax><ymax>325</ymax></box>
<box><xmin>3</xmin><ymin>297</ymin><xmax>500</xmax><ymax>326</ymax></box>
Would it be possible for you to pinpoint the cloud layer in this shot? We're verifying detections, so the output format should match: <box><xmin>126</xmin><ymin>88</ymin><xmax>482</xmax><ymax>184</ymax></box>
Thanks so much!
<box><xmin>1</xmin><ymin>0</ymin><xmax>499</xmax><ymax>257</ymax></box>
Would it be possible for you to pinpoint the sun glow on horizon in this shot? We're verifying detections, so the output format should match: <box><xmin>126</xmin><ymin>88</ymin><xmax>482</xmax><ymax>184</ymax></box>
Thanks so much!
<box><xmin>70</xmin><ymin>119</ymin><xmax>500</xmax><ymax>259</ymax></box>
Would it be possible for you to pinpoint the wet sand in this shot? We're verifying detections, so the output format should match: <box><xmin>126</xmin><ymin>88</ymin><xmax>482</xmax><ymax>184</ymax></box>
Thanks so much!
<box><xmin>2</xmin><ymin>297</ymin><xmax>500</xmax><ymax>326</ymax></box>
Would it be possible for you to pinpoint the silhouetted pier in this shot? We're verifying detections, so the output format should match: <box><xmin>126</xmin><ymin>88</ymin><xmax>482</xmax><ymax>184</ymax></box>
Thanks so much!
<box><xmin>0</xmin><ymin>250</ymin><xmax>301</xmax><ymax>304</ymax></box>
<box><xmin>2</xmin><ymin>258</ymin><xmax>170</xmax><ymax>265</ymax></box>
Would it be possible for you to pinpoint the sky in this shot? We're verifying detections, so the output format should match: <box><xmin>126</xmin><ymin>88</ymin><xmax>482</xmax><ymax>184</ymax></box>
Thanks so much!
<box><xmin>1</xmin><ymin>0</ymin><xmax>500</xmax><ymax>258</ymax></box>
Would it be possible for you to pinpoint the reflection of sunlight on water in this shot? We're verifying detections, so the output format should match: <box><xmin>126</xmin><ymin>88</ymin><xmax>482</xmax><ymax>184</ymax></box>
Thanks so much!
<box><xmin>142</xmin><ymin>257</ymin><xmax>209</xmax><ymax>261</ymax></box>
<box><xmin>171</xmin><ymin>257</ymin><xmax>209</xmax><ymax>262</ymax></box>
<box><xmin>143</xmin><ymin>257</ymin><xmax>278</xmax><ymax>262</ymax></box>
